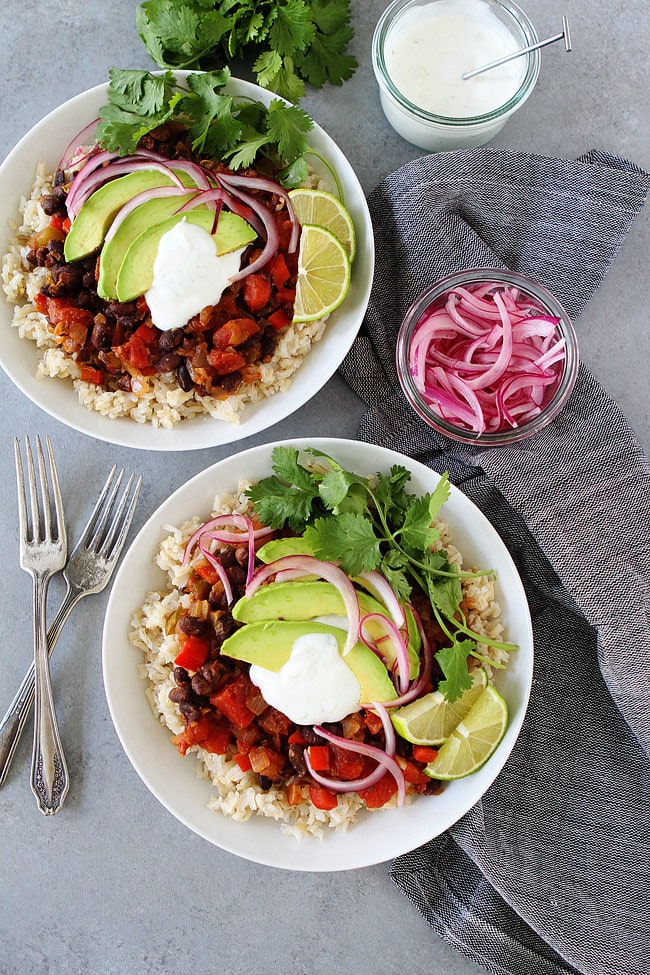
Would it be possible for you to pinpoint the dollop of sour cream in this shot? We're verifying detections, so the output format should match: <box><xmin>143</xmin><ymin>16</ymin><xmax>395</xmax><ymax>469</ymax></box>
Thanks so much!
<box><xmin>249</xmin><ymin>631</ymin><xmax>361</xmax><ymax>725</ymax></box>
<box><xmin>385</xmin><ymin>0</ymin><xmax>525</xmax><ymax>118</ymax></box>
<box><xmin>145</xmin><ymin>219</ymin><xmax>245</xmax><ymax>331</ymax></box>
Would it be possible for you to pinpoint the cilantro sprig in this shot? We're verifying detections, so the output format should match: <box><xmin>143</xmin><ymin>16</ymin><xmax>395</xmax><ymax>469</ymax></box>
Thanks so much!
<box><xmin>95</xmin><ymin>67</ymin><xmax>314</xmax><ymax>185</ymax></box>
<box><xmin>246</xmin><ymin>447</ymin><xmax>517</xmax><ymax>702</ymax></box>
<box><xmin>135</xmin><ymin>0</ymin><xmax>357</xmax><ymax>103</ymax></box>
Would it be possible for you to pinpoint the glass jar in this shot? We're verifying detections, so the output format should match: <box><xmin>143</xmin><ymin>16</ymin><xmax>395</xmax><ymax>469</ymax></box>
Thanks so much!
<box><xmin>372</xmin><ymin>0</ymin><xmax>541</xmax><ymax>151</ymax></box>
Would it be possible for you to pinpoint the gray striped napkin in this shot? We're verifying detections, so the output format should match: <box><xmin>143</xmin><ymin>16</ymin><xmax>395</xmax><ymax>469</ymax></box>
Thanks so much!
<box><xmin>339</xmin><ymin>148</ymin><xmax>650</xmax><ymax>975</ymax></box>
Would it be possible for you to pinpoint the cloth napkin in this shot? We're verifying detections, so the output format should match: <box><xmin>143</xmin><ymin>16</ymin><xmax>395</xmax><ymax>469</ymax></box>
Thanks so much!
<box><xmin>338</xmin><ymin>148</ymin><xmax>650</xmax><ymax>975</ymax></box>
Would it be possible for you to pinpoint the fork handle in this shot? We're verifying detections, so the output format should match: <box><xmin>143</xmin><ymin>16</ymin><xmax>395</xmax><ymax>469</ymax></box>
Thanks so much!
<box><xmin>30</xmin><ymin>572</ymin><xmax>70</xmax><ymax>815</ymax></box>
<box><xmin>0</xmin><ymin>583</ymin><xmax>79</xmax><ymax>787</ymax></box>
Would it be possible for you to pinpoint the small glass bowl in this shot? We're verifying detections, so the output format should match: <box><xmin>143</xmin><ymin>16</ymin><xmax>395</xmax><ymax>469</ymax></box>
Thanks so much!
<box><xmin>396</xmin><ymin>268</ymin><xmax>579</xmax><ymax>445</ymax></box>
<box><xmin>372</xmin><ymin>0</ymin><xmax>540</xmax><ymax>151</ymax></box>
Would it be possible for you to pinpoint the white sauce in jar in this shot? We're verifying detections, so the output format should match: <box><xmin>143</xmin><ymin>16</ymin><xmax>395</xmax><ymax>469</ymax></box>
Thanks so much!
<box><xmin>146</xmin><ymin>219</ymin><xmax>245</xmax><ymax>331</ymax></box>
<box><xmin>384</xmin><ymin>0</ymin><xmax>525</xmax><ymax>118</ymax></box>
<box><xmin>249</xmin><ymin>632</ymin><xmax>361</xmax><ymax>725</ymax></box>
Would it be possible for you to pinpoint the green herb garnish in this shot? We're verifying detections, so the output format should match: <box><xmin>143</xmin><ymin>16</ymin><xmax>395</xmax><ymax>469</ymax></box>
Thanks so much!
<box><xmin>95</xmin><ymin>67</ymin><xmax>314</xmax><ymax>185</ymax></box>
<box><xmin>246</xmin><ymin>447</ymin><xmax>517</xmax><ymax>702</ymax></box>
<box><xmin>135</xmin><ymin>0</ymin><xmax>358</xmax><ymax>103</ymax></box>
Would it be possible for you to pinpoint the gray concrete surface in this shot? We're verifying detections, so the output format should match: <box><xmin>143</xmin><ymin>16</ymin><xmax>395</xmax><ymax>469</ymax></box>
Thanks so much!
<box><xmin>0</xmin><ymin>1</ymin><xmax>647</xmax><ymax>973</ymax></box>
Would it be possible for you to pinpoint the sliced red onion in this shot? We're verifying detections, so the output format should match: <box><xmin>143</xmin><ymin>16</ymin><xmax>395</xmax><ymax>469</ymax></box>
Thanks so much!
<box><xmin>304</xmin><ymin>722</ymin><xmax>406</xmax><ymax>804</ymax></box>
<box><xmin>356</xmin><ymin>570</ymin><xmax>405</xmax><ymax>627</ymax></box>
<box><xmin>247</xmin><ymin>556</ymin><xmax>360</xmax><ymax>655</ymax></box>
<box><xmin>408</xmin><ymin>281</ymin><xmax>567</xmax><ymax>435</ymax></box>
<box><xmin>219</xmin><ymin>172</ymin><xmax>299</xmax><ymax>253</ymax></box>
<box><xmin>360</xmin><ymin>613</ymin><xmax>410</xmax><ymax>695</ymax></box>
<box><xmin>67</xmin><ymin>158</ymin><xmax>185</xmax><ymax>218</ymax></box>
<box><xmin>215</xmin><ymin>181</ymin><xmax>280</xmax><ymax>281</ymax></box>
<box><xmin>382</xmin><ymin>604</ymin><xmax>434</xmax><ymax>708</ymax></box>
<box><xmin>183</xmin><ymin>513</ymin><xmax>272</xmax><ymax>567</ymax></box>
<box><xmin>198</xmin><ymin>538</ymin><xmax>234</xmax><ymax>606</ymax></box>
<box><xmin>58</xmin><ymin>118</ymin><xmax>100</xmax><ymax>169</ymax></box>
<box><xmin>104</xmin><ymin>186</ymin><xmax>199</xmax><ymax>243</ymax></box>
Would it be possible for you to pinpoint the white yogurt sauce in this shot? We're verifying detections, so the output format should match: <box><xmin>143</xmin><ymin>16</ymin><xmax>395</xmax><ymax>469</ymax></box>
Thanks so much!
<box><xmin>249</xmin><ymin>631</ymin><xmax>361</xmax><ymax>725</ymax></box>
<box><xmin>145</xmin><ymin>219</ymin><xmax>245</xmax><ymax>331</ymax></box>
<box><xmin>385</xmin><ymin>0</ymin><xmax>525</xmax><ymax>118</ymax></box>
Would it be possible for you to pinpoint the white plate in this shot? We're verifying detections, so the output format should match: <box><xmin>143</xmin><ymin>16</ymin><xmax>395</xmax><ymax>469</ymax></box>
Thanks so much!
<box><xmin>0</xmin><ymin>77</ymin><xmax>374</xmax><ymax>450</ymax></box>
<box><xmin>103</xmin><ymin>438</ymin><xmax>533</xmax><ymax>871</ymax></box>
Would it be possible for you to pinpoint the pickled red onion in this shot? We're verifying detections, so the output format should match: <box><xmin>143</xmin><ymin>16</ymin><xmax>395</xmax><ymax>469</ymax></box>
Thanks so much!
<box><xmin>407</xmin><ymin>281</ymin><xmax>567</xmax><ymax>435</ymax></box>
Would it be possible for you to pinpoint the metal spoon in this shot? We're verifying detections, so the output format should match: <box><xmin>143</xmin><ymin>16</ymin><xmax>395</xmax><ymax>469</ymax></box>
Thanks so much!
<box><xmin>462</xmin><ymin>16</ymin><xmax>572</xmax><ymax>81</ymax></box>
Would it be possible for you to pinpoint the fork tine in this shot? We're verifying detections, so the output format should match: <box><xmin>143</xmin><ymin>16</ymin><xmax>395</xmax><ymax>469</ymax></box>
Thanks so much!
<box><xmin>77</xmin><ymin>465</ymin><xmax>123</xmax><ymax>552</ymax></box>
<box><xmin>25</xmin><ymin>437</ymin><xmax>41</xmax><ymax>542</ymax></box>
<box><xmin>44</xmin><ymin>435</ymin><xmax>66</xmax><ymax>549</ymax></box>
<box><xmin>98</xmin><ymin>473</ymin><xmax>142</xmax><ymax>560</ymax></box>
<box><xmin>35</xmin><ymin>436</ymin><xmax>53</xmax><ymax>541</ymax></box>
<box><xmin>13</xmin><ymin>438</ymin><xmax>28</xmax><ymax>538</ymax></box>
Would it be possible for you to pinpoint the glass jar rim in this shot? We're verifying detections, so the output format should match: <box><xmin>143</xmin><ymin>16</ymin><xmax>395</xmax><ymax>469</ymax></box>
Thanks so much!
<box><xmin>396</xmin><ymin>268</ymin><xmax>580</xmax><ymax>445</ymax></box>
<box><xmin>372</xmin><ymin>0</ymin><xmax>541</xmax><ymax>126</ymax></box>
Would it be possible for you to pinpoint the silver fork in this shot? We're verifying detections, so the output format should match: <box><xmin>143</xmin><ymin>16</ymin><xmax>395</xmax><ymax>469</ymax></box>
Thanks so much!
<box><xmin>0</xmin><ymin>463</ymin><xmax>142</xmax><ymax>790</ymax></box>
<box><xmin>14</xmin><ymin>435</ymin><xmax>68</xmax><ymax>815</ymax></box>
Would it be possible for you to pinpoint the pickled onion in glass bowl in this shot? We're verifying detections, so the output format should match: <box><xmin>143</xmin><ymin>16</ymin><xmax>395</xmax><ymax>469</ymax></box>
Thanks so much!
<box><xmin>396</xmin><ymin>268</ymin><xmax>579</xmax><ymax>445</ymax></box>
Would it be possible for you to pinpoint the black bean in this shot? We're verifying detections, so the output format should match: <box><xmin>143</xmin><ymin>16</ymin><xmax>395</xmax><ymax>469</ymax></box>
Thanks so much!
<box><xmin>288</xmin><ymin>743</ymin><xmax>308</xmax><ymax>775</ymax></box>
<box><xmin>159</xmin><ymin>328</ymin><xmax>183</xmax><ymax>351</ymax></box>
<box><xmin>173</xmin><ymin>667</ymin><xmax>191</xmax><ymax>685</ymax></box>
<box><xmin>153</xmin><ymin>351</ymin><xmax>181</xmax><ymax>373</ymax></box>
<box><xmin>169</xmin><ymin>685</ymin><xmax>194</xmax><ymax>706</ymax></box>
<box><xmin>176</xmin><ymin>360</ymin><xmax>193</xmax><ymax>391</ymax></box>
<box><xmin>258</xmin><ymin>775</ymin><xmax>273</xmax><ymax>790</ymax></box>
<box><xmin>40</xmin><ymin>194</ymin><xmax>62</xmax><ymax>216</ymax></box>
<box><xmin>191</xmin><ymin>673</ymin><xmax>214</xmax><ymax>697</ymax></box>
<box><xmin>178</xmin><ymin>615</ymin><xmax>209</xmax><ymax>637</ymax></box>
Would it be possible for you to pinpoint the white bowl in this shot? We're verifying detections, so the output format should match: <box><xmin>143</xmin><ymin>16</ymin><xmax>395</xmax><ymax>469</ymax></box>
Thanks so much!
<box><xmin>0</xmin><ymin>77</ymin><xmax>374</xmax><ymax>450</ymax></box>
<box><xmin>102</xmin><ymin>437</ymin><xmax>533</xmax><ymax>871</ymax></box>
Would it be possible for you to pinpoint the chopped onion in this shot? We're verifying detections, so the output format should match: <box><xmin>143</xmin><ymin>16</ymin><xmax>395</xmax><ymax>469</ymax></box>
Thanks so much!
<box><xmin>407</xmin><ymin>280</ymin><xmax>568</xmax><ymax>435</ymax></box>
<box><xmin>247</xmin><ymin>556</ymin><xmax>360</xmax><ymax>655</ymax></box>
<box><xmin>304</xmin><ymin>721</ymin><xmax>406</xmax><ymax>804</ymax></box>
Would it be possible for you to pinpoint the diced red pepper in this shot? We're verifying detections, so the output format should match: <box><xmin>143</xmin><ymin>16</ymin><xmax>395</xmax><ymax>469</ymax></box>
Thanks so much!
<box><xmin>412</xmin><ymin>745</ymin><xmax>439</xmax><ymax>764</ymax></box>
<box><xmin>174</xmin><ymin>635</ymin><xmax>210</xmax><ymax>672</ymax></box>
<box><xmin>200</xmin><ymin>719</ymin><xmax>231</xmax><ymax>755</ymax></box>
<box><xmin>78</xmin><ymin>365</ymin><xmax>104</xmax><ymax>385</ymax></box>
<box><xmin>331</xmin><ymin>744</ymin><xmax>366</xmax><ymax>781</ymax></box>
<box><xmin>248</xmin><ymin>745</ymin><xmax>284</xmax><ymax>778</ymax></box>
<box><xmin>234</xmin><ymin>752</ymin><xmax>252</xmax><ymax>772</ymax></box>
<box><xmin>210</xmin><ymin>674</ymin><xmax>256</xmax><ymax>728</ymax></box>
<box><xmin>115</xmin><ymin>333</ymin><xmax>152</xmax><ymax>372</ymax></box>
<box><xmin>194</xmin><ymin>561</ymin><xmax>220</xmax><ymax>585</ymax></box>
<box><xmin>206</xmin><ymin>348</ymin><xmax>247</xmax><ymax>376</ymax></box>
<box><xmin>172</xmin><ymin>715</ymin><xmax>229</xmax><ymax>757</ymax></box>
<box><xmin>358</xmin><ymin>773</ymin><xmax>398</xmax><ymax>809</ymax></box>
<box><xmin>275</xmin><ymin>287</ymin><xmax>296</xmax><ymax>305</ymax></box>
<box><xmin>308</xmin><ymin>784</ymin><xmax>338</xmax><ymax>810</ymax></box>
<box><xmin>33</xmin><ymin>292</ymin><xmax>48</xmax><ymax>314</ymax></box>
<box><xmin>363</xmin><ymin>710</ymin><xmax>384</xmax><ymax>735</ymax></box>
<box><xmin>397</xmin><ymin>755</ymin><xmax>430</xmax><ymax>785</ymax></box>
<box><xmin>308</xmin><ymin>745</ymin><xmax>330</xmax><ymax>772</ymax></box>
<box><xmin>134</xmin><ymin>322</ymin><xmax>158</xmax><ymax>345</ymax></box>
<box><xmin>46</xmin><ymin>298</ymin><xmax>94</xmax><ymax>329</ymax></box>
<box><xmin>267</xmin><ymin>308</ymin><xmax>291</xmax><ymax>332</ymax></box>
<box><xmin>288</xmin><ymin>730</ymin><xmax>306</xmax><ymax>745</ymax></box>
<box><xmin>267</xmin><ymin>253</ymin><xmax>291</xmax><ymax>288</ymax></box>
<box><xmin>243</xmin><ymin>273</ymin><xmax>272</xmax><ymax>313</ymax></box>
<box><xmin>49</xmin><ymin>215</ymin><xmax>71</xmax><ymax>234</ymax></box>
<box><xmin>212</xmin><ymin>318</ymin><xmax>260</xmax><ymax>349</ymax></box>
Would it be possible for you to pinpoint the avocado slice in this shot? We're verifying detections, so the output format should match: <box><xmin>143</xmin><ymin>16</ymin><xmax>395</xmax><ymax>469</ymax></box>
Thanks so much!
<box><xmin>232</xmin><ymin>579</ymin><xmax>387</xmax><ymax>624</ymax></box>
<box><xmin>256</xmin><ymin>535</ymin><xmax>315</xmax><ymax>563</ymax></box>
<box><xmin>221</xmin><ymin>620</ymin><xmax>397</xmax><ymax>704</ymax></box>
<box><xmin>97</xmin><ymin>193</ymin><xmax>203</xmax><ymax>300</ymax></box>
<box><xmin>64</xmin><ymin>169</ymin><xmax>194</xmax><ymax>262</ymax></box>
<box><xmin>115</xmin><ymin>209</ymin><xmax>257</xmax><ymax>303</ymax></box>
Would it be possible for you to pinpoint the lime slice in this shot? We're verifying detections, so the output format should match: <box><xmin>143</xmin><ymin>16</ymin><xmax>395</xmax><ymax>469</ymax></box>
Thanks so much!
<box><xmin>391</xmin><ymin>667</ymin><xmax>487</xmax><ymax>745</ymax></box>
<box><xmin>424</xmin><ymin>684</ymin><xmax>508</xmax><ymax>780</ymax></box>
<box><xmin>289</xmin><ymin>188</ymin><xmax>356</xmax><ymax>262</ymax></box>
<box><xmin>292</xmin><ymin>223</ymin><xmax>351</xmax><ymax>324</ymax></box>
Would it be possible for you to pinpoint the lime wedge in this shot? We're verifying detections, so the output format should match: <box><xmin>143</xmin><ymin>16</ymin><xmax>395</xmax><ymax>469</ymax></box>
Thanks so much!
<box><xmin>289</xmin><ymin>188</ymin><xmax>356</xmax><ymax>262</ymax></box>
<box><xmin>424</xmin><ymin>684</ymin><xmax>508</xmax><ymax>780</ymax></box>
<box><xmin>391</xmin><ymin>667</ymin><xmax>487</xmax><ymax>745</ymax></box>
<box><xmin>292</xmin><ymin>223</ymin><xmax>351</xmax><ymax>324</ymax></box>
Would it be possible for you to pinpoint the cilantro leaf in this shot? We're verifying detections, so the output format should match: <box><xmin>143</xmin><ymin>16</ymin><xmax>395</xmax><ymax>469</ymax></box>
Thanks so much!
<box><xmin>95</xmin><ymin>69</ymin><xmax>182</xmax><ymax>154</ymax></box>
<box><xmin>426</xmin><ymin>553</ymin><xmax>463</xmax><ymax>621</ymax></box>
<box><xmin>304</xmin><ymin>514</ymin><xmax>382</xmax><ymax>576</ymax></box>
<box><xmin>398</xmin><ymin>494</ymin><xmax>441</xmax><ymax>553</ymax></box>
<box><xmin>379</xmin><ymin>549</ymin><xmax>412</xmax><ymax>603</ymax></box>
<box><xmin>245</xmin><ymin>447</ymin><xmax>321</xmax><ymax>530</ymax></box>
<box><xmin>435</xmin><ymin>639</ymin><xmax>476</xmax><ymax>702</ymax></box>
<box><xmin>269</xmin><ymin>0</ymin><xmax>316</xmax><ymax>57</ymax></box>
<box><xmin>428</xmin><ymin>471</ymin><xmax>451</xmax><ymax>520</ymax></box>
<box><xmin>265</xmin><ymin>100</ymin><xmax>313</xmax><ymax>163</ymax></box>
<box><xmin>183</xmin><ymin>70</ymin><xmax>242</xmax><ymax>154</ymax></box>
